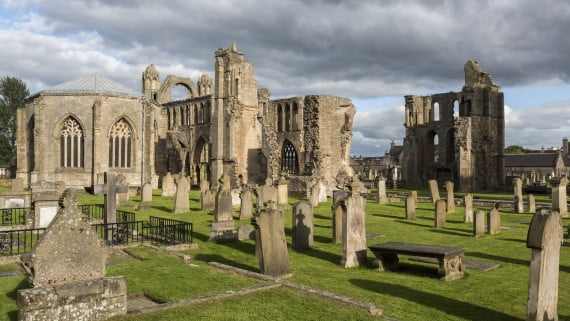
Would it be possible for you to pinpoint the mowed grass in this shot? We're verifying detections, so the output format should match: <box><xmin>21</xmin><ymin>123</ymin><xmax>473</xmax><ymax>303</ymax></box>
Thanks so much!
<box><xmin>1</xmin><ymin>188</ymin><xmax>569</xmax><ymax>321</ymax></box>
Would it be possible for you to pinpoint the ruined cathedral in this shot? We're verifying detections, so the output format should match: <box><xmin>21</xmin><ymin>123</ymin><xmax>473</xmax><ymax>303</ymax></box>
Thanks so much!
<box><xmin>16</xmin><ymin>43</ymin><xmax>356</xmax><ymax>193</ymax></box>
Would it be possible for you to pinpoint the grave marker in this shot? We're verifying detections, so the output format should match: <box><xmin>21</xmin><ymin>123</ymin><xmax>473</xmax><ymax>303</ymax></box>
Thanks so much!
<box><xmin>161</xmin><ymin>172</ymin><xmax>176</xmax><ymax>197</ymax></box>
<box><xmin>550</xmin><ymin>177</ymin><xmax>568</xmax><ymax>217</ymax></box>
<box><xmin>473</xmin><ymin>210</ymin><xmax>485</xmax><ymax>237</ymax></box>
<box><xmin>239</xmin><ymin>189</ymin><xmax>253</xmax><ymax>220</ymax></box>
<box><xmin>292</xmin><ymin>200</ymin><xmax>313</xmax><ymax>250</ymax></box>
<box><xmin>434</xmin><ymin>199</ymin><xmax>446</xmax><ymax>228</ymax></box>
<box><xmin>210</xmin><ymin>174</ymin><xmax>237</xmax><ymax>241</ymax></box>
<box><xmin>487</xmin><ymin>207</ymin><xmax>501</xmax><ymax>235</ymax></box>
<box><xmin>513</xmin><ymin>177</ymin><xmax>524</xmax><ymax>213</ymax></box>
<box><xmin>341</xmin><ymin>182</ymin><xmax>367</xmax><ymax>268</ymax></box>
<box><xmin>527</xmin><ymin>194</ymin><xmax>536</xmax><ymax>213</ymax></box>
<box><xmin>93</xmin><ymin>172</ymin><xmax>129</xmax><ymax>241</ymax></box>
<box><xmin>428</xmin><ymin>179</ymin><xmax>440</xmax><ymax>203</ymax></box>
<box><xmin>445</xmin><ymin>181</ymin><xmax>455</xmax><ymax>213</ymax></box>
<box><xmin>332</xmin><ymin>190</ymin><xmax>348</xmax><ymax>244</ymax></box>
<box><xmin>173</xmin><ymin>176</ymin><xmax>190</xmax><ymax>213</ymax></box>
<box><xmin>253</xmin><ymin>202</ymin><xmax>290</xmax><ymax>277</ymax></box>
<box><xmin>377</xmin><ymin>176</ymin><xmax>388</xmax><ymax>204</ymax></box>
<box><xmin>464</xmin><ymin>193</ymin><xmax>473</xmax><ymax>223</ymax></box>
<box><xmin>405</xmin><ymin>195</ymin><xmax>416</xmax><ymax>219</ymax></box>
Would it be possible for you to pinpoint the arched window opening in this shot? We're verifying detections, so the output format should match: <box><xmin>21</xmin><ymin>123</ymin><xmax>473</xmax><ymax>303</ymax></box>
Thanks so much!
<box><xmin>281</xmin><ymin>141</ymin><xmax>299</xmax><ymax>174</ymax></box>
<box><xmin>193</xmin><ymin>104</ymin><xmax>198</xmax><ymax>125</ymax></box>
<box><xmin>60</xmin><ymin>117</ymin><xmax>84</xmax><ymax>168</ymax></box>
<box><xmin>285</xmin><ymin>103</ymin><xmax>291</xmax><ymax>131</ymax></box>
<box><xmin>292</xmin><ymin>102</ymin><xmax>299</xmax><ymax>131</ymax></box>
<box><xmin>277</xmin><ymin>104</ymin><xmax>283</xmax><ymax>132</ymax></box>
<box><xmin>204</xmin><ymin>102</ymin><xmax>211</xmax><ymax>123</ymax></box>
<box><xmin>453</xmin><ymin>100</ymin><xmax>459</xmax><ymax>118</ymax></box>
<box><xmin>109</xmin><ymin>118</ymin><xmax>133</xmax><ymax>168</ymax></box>
<box><xmin>171</xmin><ymin>84</ymin><xmax>191</xmax><ymax>101</ymax></box>
<box><xmin>198</xmin><ymin>103</ymin><xmax>204</xmax><ymax>124</ymax></box>
<box><xmin>433</xmin><ymin>102</ymin><xmax>440</xmax><ymax>121</ymax></box>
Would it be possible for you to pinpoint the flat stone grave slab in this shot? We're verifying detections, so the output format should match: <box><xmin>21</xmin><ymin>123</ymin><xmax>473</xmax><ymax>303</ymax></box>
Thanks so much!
<box><xmin>499</xmin><ymin>225</ymin><xmax>521</xmax><ymax>230</ymax></box>
<box><xmin>366</xmin><ymin>233</ymin><xmax>385</xmax><ymax>239</ymax></box>
<box><xmin>127</xmin><ymin>295</ymin><xmax>160</xmax><ymax>313</ymax></box>
<box><xmin>408</xmin><ymin>256</ymin><xmax>500</xmax><ymax>271</ymax></box>
<box><xmin>106</xmin><ymin>249</ymin><xmax>140</xmax><ymax>266</ymax></box>
<box><xmin>0</xmin><ymin>271</ymin><xmax>21</xmax><ymax>277</ymax></box>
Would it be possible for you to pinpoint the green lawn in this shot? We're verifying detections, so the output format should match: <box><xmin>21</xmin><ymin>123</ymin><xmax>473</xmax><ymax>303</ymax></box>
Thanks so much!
<box><xmin>1</xmin><ymin>188</ymin><xmax>569</xmax><ymax>321</ymax></box>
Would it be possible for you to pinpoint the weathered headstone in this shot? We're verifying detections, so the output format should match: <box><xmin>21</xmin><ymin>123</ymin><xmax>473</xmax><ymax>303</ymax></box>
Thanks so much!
<box><xmin>341</xmin><ymin>182</ymin><xmax>367</xmax><ymax>268</ymax></box>
<box><xmin>161</xmin><ymin>172</ymin><xmax>176</xmax><ymax>197</ymax></box>
<box><xmin>377</xmin><ymin>176</ymin><xmax>388</xmax><ymax>204</ymax></box>
<box><xmin>411</xmin><ymin>190</ymin><xmax>418</xmax><ymax>202</ymax></box>
<box><xmin>332</xmin><ymin>190</ymin><xmax>348</xmax><ymax>244</ymax></box>
<box><xmin>210</xmin><ymin>174</ymin><xmax>237</xmax><ymax>241</ymax></box>
<box><xmin>292</xmin><ymin>200</ymin><xmax>313</xmax><ymax>250</ymax></box>
<box><xmin>464</xmin><ymin>193</ymin><xmax>473</xmax><ymax>223</ymax></box>
<box><xmin>256</xmin><ymin>178</ymin><xmax>278</xmax><ymax>211</ymax></box>
<box><xmin>18</xmin><ymin>189</ymin><xmax>127</xmax><ymax>321</ymax></box>
<box><xmin>428</xmin><ymin>179</ymin><xmax>440</xmax><ymax>203</ymax></box>
<box><xmin>318</xmin><ymin>181</ymin><xmax>328</xmax><ymax>202</ymax></box>
<box><xmin>526</xmin><ymin>208</ymin><xmax>563</xmax><ymax>321</ymax></box>
<box><xmin>200</xmin><ymin>189</ymin><xmax>215</xmax><ymax>211</ymax></box>
<box><xmin>231</xmin><ymin>188</ymin><xmax>241</xmax><ymax>207</ymax></box>
<box><xmin>405</xmin><ymin>195</ymin><xmax>416</xmax><ymax>219</ymax></box>
<box><xmin>277</xmin><ymin>177</ymin><xmax>289</xmax><ymax>206</ymax></box>
<box><xmin>550</xmin><ymin>177</ymin><xmax>568</xmax><ymax>217</ymax></box>
<box><xmin>200</xmin><ymin>180</ymin><xmax>210</xmax><ymax>194</ymax></box>
<box><xmin>93</xmin><ymin>172</ymin><xmax>128</xmax><ymax>241</ymax></box>
<box><xmin>434</xmin><ymin>199</ymin><xmax>446</xmax><ymax>227</ymax></box>
<box><xmin>253</xmin><ymin>201</ymin><xmax>290</xmax><ymax>277</ymax></box>
<box><xmin>527</xmin><ymin>194</ymin><xmax>536</xmax><ymax>213</ymax></box>
<box><xmin>31</xmin><ymin>181</ymin><xmax>62</xmax><ymax>229</ymax></box>
<box><xmin>173</xmin><ymin>176</ymin><xmax>190</xmax><ymax>213</ymax></box>
<box><xmin>473</xmin><ymin>210</ymin><xmax>485</xmax><ymax>237</ymax></box>
<box><xmin>513</xmin><ymin>177</ymin><xmax>524</xmax><ymax>213</ymax></box>
<box><xmin>487</xmin><ymin>207</ymin><xmax>501</xmax><ymax>235</ymax></box>
<box><xmin>115</xmin><ymin>174</ymin><xmax>129</xmax><ymax>205</ymax></box>
<box><xmin>239</xmin><ymin>189</ymin><xmax>253</xmax><ymax>220</ymax></box>
<box><xmin>237</xmin><ymin>223</ymin><xmax>256</xmax><ymax>241</ymax></box>
<box><xmin>138</xmin><ymin>182</ymin><xmax>152</xmax><ymax>211</ymax></box>
<box><xmin>11</xmin><ymin>178</ymin><xmax>23</xmax><ymax>192</ymax></box>
<box><xmin>445</xmin><ymin>181</ymin><xmax>455</xmax><ymax>213</ymax></box>
<box><xmin>308</xmin><ymin>181</ymin><xmax>320</xmax><ymax>207</ymax></box>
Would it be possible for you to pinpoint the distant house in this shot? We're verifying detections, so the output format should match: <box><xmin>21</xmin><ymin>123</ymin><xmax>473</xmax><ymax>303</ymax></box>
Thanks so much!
<box><xmin>504</xmin><ymin>151</ymin><xmax>569</xmax><ymax>184</ymax></box>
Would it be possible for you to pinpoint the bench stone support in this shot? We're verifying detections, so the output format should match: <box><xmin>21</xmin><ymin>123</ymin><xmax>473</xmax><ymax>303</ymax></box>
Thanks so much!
<box><xmin>373</xmin><ymin>253</ymin><xmax>399</xmax><ymax>271</ymax></box>
<box><xmin>438</xmin><ymin>256</ymin><xmax>464</xmax><ymax>281</ymax></box>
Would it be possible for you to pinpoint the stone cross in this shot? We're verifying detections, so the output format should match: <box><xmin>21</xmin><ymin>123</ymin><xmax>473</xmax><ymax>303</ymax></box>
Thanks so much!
<box><xmin>405</xmin><ymin>195</ymin><xmax>416</xmax><ymax>219</ymax></box>
<box><xmin>463</xmin><ymin>193</ymin><xmax>473</xmax><ymax>223</ymax></box>
<box><xmin>527</xmin><ymin>194</ymin><xmax>536</xmax><ymax>213</ymax></box>
<box><xmin>473</xmin><ymin>210</ymin><xmax>485</xmax><ymax>237</ymax></box>
<box><xmin>445</xmin><ymin>181</ymin><xmax>455</xmax><ymax>213</ymax></box>
<box><xmin>253</xmin><ymin>201</ymin><xmax>290</xmax><ymax>277</ymax></box>
<box><xmin>434</xmin><ymin>199</ymin><xmax>446</xmax><ymax>227</ymax></box>
<box><xmin>292</xmin><ymin>200</ymin><xmax>313</xmax><ymax>250</ymax></box>
<box><xmin>428</xmin><ymin>179</ymin><xmax>440</xmax><ymax>203</ymax></box>
<box><xmin>526</xmin><ymin>208</ymin><xmax>563</xmax><ymax>321</ymax></box>
<box><xmin>377</xmin><ymin>176</ymin><xmax>388</xmax><ymax>204</ymax></box>
<box><xmin>550</xmin><ymin>177</ymin><xmax>568</xmax><ymax>217</ymax></box>
<box><xmin>93</xmin><ymin>172</ymin><xmax>128</xmax><ymax>240</ymax></box>
<box><xmin>513</xmin><ymin>177</ymin><xmax>524</xmax><ymax>213</ymax></box>
<box><xmin>341</xmin><ymin>191</ymin><xmax>367</xmax><ymax>268</ymax></box>
<box><xmin>487</xmin><ymin>207</ymin><xmax>501</xmax><ymax>235</ymax></box>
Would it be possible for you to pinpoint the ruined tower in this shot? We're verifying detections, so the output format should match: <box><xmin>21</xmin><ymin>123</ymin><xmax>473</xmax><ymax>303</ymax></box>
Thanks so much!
<box><xmin>401</xmin><ymin>60</ymin><xmax>505</xmax><ymax>192</ymax></box>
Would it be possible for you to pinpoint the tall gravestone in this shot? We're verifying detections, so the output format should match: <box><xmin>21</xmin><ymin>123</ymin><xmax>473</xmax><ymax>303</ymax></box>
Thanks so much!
<box><xmin>332</xmin><ymin>190</ymin><xmax>348</xmax><ymax>244</ymax></box>
<box><xmin>210</xmin><ymin>174</ymin><xmax>237</xmax><ymax>241</ymax></box>
<box><xmin>434</xmin><ymin>199</ymin><xmax>446</xmax><ymax>228</ymax></box>
<box><xmin>428</xmin><ymin>179</ymin><xmax>440</xmax><ymax>203</ymax></box>
<box><xmin>377</xmin><ymin>176</ymin><xmax>388</xmax><ymax>204</ymax></box>
<box><xmin>528</xmin><ymin>194</ymin><xmax>536</xmax><ymax>213</ymax></box>
<box><xmin>405</xmin><ymin>195</ymin><xmax>416</xmax><ymax>219</ymax></box>
<box><xmin>115</xmin><ymin>174</ymin><xmax>129</xmax><ymax>205</ymax></box>
<box><xmin>487</xmin><ymin>207</ymin><xmax>501</xmax><ymax>235</ymax></box>
<box><xmin>473</xmin><ymin>210</ymin><xmax>485</xmax><ymax>237</ymax></box>
<box><xmin>173</xmin><ymin>176</ymin><xmax>190</xmax><ymax>213</ymax></box>
<box><xmin>239</xmin><ymin>188</ymin><xmax>253</xmax><ymax>220</ymax></box>
<box><xmin>161</xmin><ymin>172</ymin><xmax>176</xmax><ymax>197</ymax></box>
<box><xmin>308</xmin><ymin>181</ymin><xmax>320</xmax><ymax>207</ymax></box>
<box><xmin>292</xmin><ymin>200</ymin><xmax>313</xmax><ymax>250</ymax></box>
<box><xmin>513</xmin><ymin>177</ymin><xmax>524</xmax><ymax>214</ymax></box>
<box><xmin>464</xmin><ymin>193</ymin><xmax>473</xmax><ymax>223</ymax></box>
<box><xmin>550</xmin><ymin>177</ymin><xmax>568</xmax><ymax>217</ymax></box>
<box><xmin>93</xmin><ymin>172</ymin><xmax>128</xmax><ymax>241</ymax></box>
<box><xmin>18</xmin><ymin>190</ymin><xmax>127</xmax><ymax>321</ymax></box>
<box><xmin>253</xmin><ymin>201</ymin><xmax>290</xmax><ymax>277</ymax></box>
<box><xmin>445</xmin><ymin>181</ymin><xmax>455</xmax><ymax>213</ymax></box>
<box><xmin>526</xmin><ymin>208</ymin><xmax>563</xmax><ymax>321</ymax></box>
<box><xmin>341</xmin><ymin>182</ymin><xmax>367</xmax><ymax>268</ymax></box>
<box><xmin>138</xmin><ymin>182</ymin><xmax>152</xmax><ymax>211</ymax></box>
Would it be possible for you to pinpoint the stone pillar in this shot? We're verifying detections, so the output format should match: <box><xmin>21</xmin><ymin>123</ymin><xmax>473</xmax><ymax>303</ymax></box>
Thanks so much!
<box><xmin>513</xmin><ymin>177</ymin><xmax>524</xmax><ymax>213</ymax></box>
<box><xmin>405</xmin><ymin>195</ymin><xmax>416</xmax><ymax>219</ymax></box>
<box><xmin>487</xmin><ymin>207</ymin><xmax>501</xmax><ymax>235</ymax></box>
<box><xmin>428</xmin><ymin>179</ymin><xmax>440</xmax><ymax>203</ymax></box>
<box><xmin>239</xmin><ymin>189</ymin><xmax>253</xmax><ymax>220</ymax></box>
<box><xmin>434</xmin><ymin>199</ymin><xmax>446</xmax><ymax>228</ymax></box>
<box><xmin>292</xmin><ymin>200</ymin><xmax>313</xmax><ymax>250</ymax></box>
<box><xmin>173</xmin><ymin>177</ymin><xmax>189</xmax><ymax>213</ymax></box>
<box><xmin>463</xmin><ymin>193</ymin><xmax>473</xmax><ymax>223</ymax></box>
<box><xmin>527</xmin><ymin>194</ymin><xmax>536</xmax><ymax>213</ymax></box>
<box><xmin>445</xmin><ymin>181</ymin><xmax>455</xmax><ymax>213</ymax></box>
<box><xmin>550</xmin><ymin>177</ymin><xmax>568</xmax><ymax>217</ymax></box>
<box><xmin>332</xmin><ymin>190</ymin><xmax>348</xmax><ymax>244</ymax></box>
<box><xmin>526</xmin><ymin>209</ymin><xmax>563</xmax><ymax>321</ymax></box>
<box><xmin>473</xmin><ymin>210</ymin><xmax>485</xmax><ymax>237</ymax></box>
<box><xmin>253</xmin><ymin>202</ymin><xmax>290</xmax><ymax>277</ymax></box>
<box><xmin>377</xmin><ymin>176</ymin><xmax>388</xmax><ymax>204</ymax></box>
<box><xmin>341</xmin><ymin>189</ymin><xmax>367</xmax><ymax>268</ymax></box>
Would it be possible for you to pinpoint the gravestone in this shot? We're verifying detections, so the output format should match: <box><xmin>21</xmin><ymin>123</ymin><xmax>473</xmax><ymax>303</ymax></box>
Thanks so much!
<box><xmin>318</xmin><ymin>181</ymin><xmax>328</xmax><ymax>202</ymax></box>
<box><xmin>161</xmin><ymin>172</ymin><xmax>176</xmax><ymax>197</ymax></box>
<box><xmin>11</xmin><ymin>178</ymin><xmax>23</xmax><ymax>192</ymax></box>
<box><xmin>18</xmin><ymin>189</ymin><xmax>127</xmax><ymax>321</ymax></box>
<box><xmin>173</xmin><ymin>176</ymin><xmax>190</xmax><ymax>213</ymax></box>
<box><xmin>256</xmin><ymin>178</ymin><xmax>278</xmax><ymax>211</ymax></box>
<box><xmin>464</xmin><ymin>193</ymin><xmax>473</xmax><ymax>223</ymax></box>
<box><xmin>550</xmin><ymin>177</ymin><xmax>568</xmax><ymax>217</ymax></box>
<box><xmin>411</xmin><ymin>190</ymin><xmax>418</xmax><ymax>202</ymax></box>
<box><xmin>434</xmin><ymin>199</ymin><xmax>446</xmax><ymax>228</ymax></box>
<box><xmin>200</xmin><ymin>180</ymin><xmax>209</xmax><ymax>194</ymax></box>
<box><xmin>237</xmin><ymin>224</ymin><xmax>256</xmax><ymax>240</ymax></box>
<box><xmin>428</xmin><ymin>179</ymin><xmax>440</xmax><ymax>203</ymax></box>
<box><xmin>487</xmin><ymin>207</ymin><xmax>501</xmax><ymax>235</ymax></box>
<box><xmin>93</xmin><ymin>172</ymin><xmax>129</xmax><ymax>241</ymax></box>
<box><xmin>292</xmin><ymin>200</ymin><xmax>313</xmax><ymax>250</ymax></box>
<box><xmin>526</xmin><ymin>208</ymin><xmax>563</xmax><ymax>321</ymax></box>
<box><xmin>210</xmin><ymin>174</ymin><xmax>237</xmax><ymax>241</ymax></box>
<box><xmin>277</xmin><ymin>177</ymin><xmax>289</xmax><ymax>206</ymax></box>
<box><xmin>231</xmin><ymin>189</ymin><xmax>241</xmax><ymax>207</ymax></box>
<box><xmin>341</xmin><ymin>182</ymin><xmax>367</xmax><ymax>268</ymax></box>
<box><xmin>377</xmin><ymin>176</ymin><xmax>388</xmax><ymax>204</ymax></box>
<box><xmin>200</xmin><ymin>189</ymin><xmax>215</xmax><ymax>211</ymax></box>
<box><xmin>332</xmin><ymin>190</ymin><xmax>348</xmax><ymax>244</ymax></box>
<box><xmin>239</xmin><ymin>189</ymin><xmax>253</xmax><ymax>220</ymax></box>
<box><xmin>138</xmin><ymin>182</ymin><xmax>152</xmax><ymax>211</ymax></box>
<box><xmin>527</xmin><ymin>194</ymin><xmax>536</xmax><ymax>213</ymax></box>
<box><xmin>308</xmin><ymin>181</ymin><xmax>320</xmax><ymax>207</ymax></box>
<box><xmin>31</xmin><ymin>181</ymin><xmax>62</xmax><ymax>229</ymax></box>
<box><xmin>115</xmin><ymin>174</ymin><xmax>129</xmax><ymax>205</ymax></box>
<box><xmin>253</xmin><ymin>201</ymin><xmax>290</xmax><ymax>277</ymax></box>
<box><xmin>513</xmin><ymin>177</ymin><xmax>524</xmax><ymax>213</ymax></box>
<box><xmin>473</xmin><ymin>210</ymin><xmax>485</xmax><ymax>237</ymax></box>
<box><xmin>445</xmin><ymin>181</ymin><xmax>455</xmax><ymax>213</ymax></box>
<box><xmin>405</xmin><ymin>195</ymin><xmax>416</xmax><ymax>219</ymax></box>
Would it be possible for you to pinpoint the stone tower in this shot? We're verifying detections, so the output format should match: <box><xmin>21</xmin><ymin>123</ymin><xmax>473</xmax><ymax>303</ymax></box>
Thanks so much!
<box><xmin>142</xmin><ymin>64</ymin><xmax>160</xmax><ymax>101</ymax></box>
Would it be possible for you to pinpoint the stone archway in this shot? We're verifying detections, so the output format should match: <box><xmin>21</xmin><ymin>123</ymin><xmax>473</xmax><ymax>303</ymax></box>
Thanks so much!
<box><xmin>157</xmin><ymin>75</ymin><xmax>198</xmax><ymax>103</ymax></box>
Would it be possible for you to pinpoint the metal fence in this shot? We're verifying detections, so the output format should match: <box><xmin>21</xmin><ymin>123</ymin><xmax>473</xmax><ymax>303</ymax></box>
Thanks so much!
<box><xmin>92</xmin><ymin>221</ymin><xmax>147</xmax><ymax>246</ymax></box>
<box><xmin>0</xmin><ymin>207</ymin><xmax>28</xmax><ymax>226</ymax></box>
<box><xmin>0</xmin><ymin>227</ymin><xmax>45</xmax><ymax>256</ymax></box>
<box><xmin>78</xmin><ymin>204</ymin><xmax>104</xmax><ymax>219</ymax></box>
<box><xmin>147</xmin><ymin>216</ymin><xmax>193</xmax><ymax>245</ymax></box>
<box><xmin>117</xmin><ymin>210</ymin><xmax>136</xmax><ymax>223</ymax></box>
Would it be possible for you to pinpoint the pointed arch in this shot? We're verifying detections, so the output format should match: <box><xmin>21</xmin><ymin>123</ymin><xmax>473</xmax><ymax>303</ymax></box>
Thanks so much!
<box><xmin>108</xmin><ymin>118</ymin><xmax>134</xmax><ymax>168</ymax></box>
<box><xmin>281</xmin><ymin>140</ymin><xmax>299</xmax><ymax>174</ymax></box>
<box><xmin>277</xmin><ymin>104</ymin><xmax>283</xmax><ymax>132</ymax></box>
<box><xmin>59</xmin><ymin>116</ymin><xmax>84</xmax><ymax>168</ymax></box>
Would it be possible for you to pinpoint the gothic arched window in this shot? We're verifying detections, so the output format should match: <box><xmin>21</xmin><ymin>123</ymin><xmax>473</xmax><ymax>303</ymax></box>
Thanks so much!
<box><xmin>281</xmin><ymin>141</ymin><xmax>299</xmax><ymax>174</ymax></box>
<box><xmin>60</xmin><ymin>117</ymin><xmax>84</xmax><ymax>168</ymax></box>
<box><xmin>109</xmin><ymin>118</ymin><xmax>133</xmax><ymax>168</ymax></box>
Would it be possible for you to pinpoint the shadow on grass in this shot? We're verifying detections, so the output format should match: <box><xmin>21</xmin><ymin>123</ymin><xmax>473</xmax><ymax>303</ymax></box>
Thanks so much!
<box><xmin>293</xmin><ymin>247</ymin><xmax>342</xmax><ymax>265</ymax></box>
<box><xmin>373</xmin><ymin>213</ymin><xmax>405</xmax><ymax>220</ymax></box>
<box><xmin>314</xmin><ymin>214</ymin><xmax>331</xmax><ymax>220</ymax></box>
<box><xmin>349</xmin><ymin>279</ymin><xmax>522</xmax><ymax>321</ymax></box>
<box><xmin>314</xmin><ymin>235</ymin><xmax>332</xmax><ymax>243</ymax></box>
<box><xmin>314</xmin><ymin>224</ymin><xmax>331</xmax><ymax>229</ymax></box>
<box><xmin>194</xmin><ymin>253</ymin><xmax>259</xmax><ymax>272</ymax></box>
<box><xmin>429</xmin><ymin>229</ymin><xmax>471</xmax><ymax>237</ymax></box>
<box><xmin>394</xmin><ymin>219</ymin><xmax>430</xmax><ymax>228</ymax></box>
<box><xmin>151</xmin><ymin>205</ymin><xmax>172</xmax><ymax>212</ymax></box>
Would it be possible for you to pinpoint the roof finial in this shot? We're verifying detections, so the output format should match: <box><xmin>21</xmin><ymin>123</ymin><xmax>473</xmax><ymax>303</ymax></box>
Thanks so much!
<box><xmin>231</xmin><ymin>41</ymin><xmax>238</xmax><ymax>52</ymax></box>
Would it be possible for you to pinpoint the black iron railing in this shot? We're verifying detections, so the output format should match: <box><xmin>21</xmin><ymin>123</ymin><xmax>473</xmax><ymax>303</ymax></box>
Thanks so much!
<box><xmin>0</xmin><ymin>228</ymin><xmax>45</xmax><ymax>256</ymax></box>
<box><xmin>147</xmin><ymin>216</ymin><xmax>193</xmax><ymax>245</ymax></box>
<box><xmin>117</xmin><ymin>210</ymin><xmax>136</xmax><ymax>223</ymax></box>
<box><xmin>0</xmin><ymin>207</ymin><xmax>28</xmax><ymax>226</ymax></box>
<box><xmin>92</xmin><ymin>221</ymin><xmax>147</xmax><ymax>246</ymax></box>
<box><xmin>78</xmin><ymin>204</ymin><xmax>104</xmax><ymax>219</ymax></box>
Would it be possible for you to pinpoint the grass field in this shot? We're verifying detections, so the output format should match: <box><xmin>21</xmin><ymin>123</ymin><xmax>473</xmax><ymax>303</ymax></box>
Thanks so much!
<box><xmin>1</xmin><ymin>188</ymin><xmax>569</xmax><ymax>321</ymax></box>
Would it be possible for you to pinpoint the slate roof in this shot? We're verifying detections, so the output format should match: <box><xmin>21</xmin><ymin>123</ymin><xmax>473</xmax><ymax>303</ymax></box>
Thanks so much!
<box><xmin>35</xmin><ymin>73</ymin><xmax>141</xmax><ymax>98</ymax></box>
<box><xmin>505</xmin><ymin>153</ymin><xmax>561</xmax><ymax>168</ymax></box>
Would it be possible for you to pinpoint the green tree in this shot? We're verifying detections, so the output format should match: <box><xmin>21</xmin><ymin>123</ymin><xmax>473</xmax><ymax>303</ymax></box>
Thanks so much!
<box><xmin>0</xmin><ymin>76</ymin><xmax>29</xmax><ymax>167</ymax></box>
<box><xmin>505</xmin><ymin>145</ymin><xmax>531</xmax><ymax>154</ymax></box>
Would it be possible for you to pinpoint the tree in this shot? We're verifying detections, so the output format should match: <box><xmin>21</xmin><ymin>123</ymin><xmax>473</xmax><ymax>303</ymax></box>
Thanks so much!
<box><xmin>505</xmin><ymin>145</ymin><xmax>530</xmax><ymax>154</ymax></box>
<box><xmin>0</xmin><ymin>76</ymin><xmax>29</xmax><ymax>167</ymax></box>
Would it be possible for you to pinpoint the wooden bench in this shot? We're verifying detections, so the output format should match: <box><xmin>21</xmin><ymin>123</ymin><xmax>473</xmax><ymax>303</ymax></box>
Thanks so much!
<box><xmin>368</xmin><ymin>242</ymin><xmax>465</xmax><ymax>281</ymax></box>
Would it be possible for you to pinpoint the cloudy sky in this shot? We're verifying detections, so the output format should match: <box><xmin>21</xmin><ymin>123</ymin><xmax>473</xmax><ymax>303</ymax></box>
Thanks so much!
<box><xmin>1</xmin><ymin>0</ymin><xmax>570</xmax><ymax>156</ymax></box>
